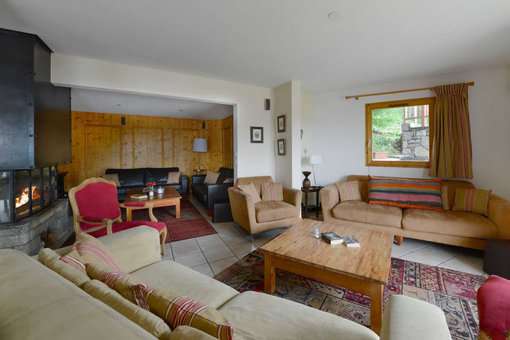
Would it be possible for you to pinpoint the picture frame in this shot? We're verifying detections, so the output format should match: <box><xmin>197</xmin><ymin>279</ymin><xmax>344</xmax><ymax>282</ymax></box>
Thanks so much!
<box><xmin>250</xmin><ymin>126</ymin><xmax>264</xmax><ymax>143</ymax></box>
<box><xmin>277</xmin><ymin>138</ymin><xmax>286</xmax><ymax>156</ymax></box>
<box><xmin>277</xmin><ymin>115</ymin><xmax>286</xmax><ymax>133</ymax></box>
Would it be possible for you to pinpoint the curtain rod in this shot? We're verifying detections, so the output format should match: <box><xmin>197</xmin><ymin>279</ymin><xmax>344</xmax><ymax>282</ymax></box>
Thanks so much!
<box><xmin>345</xmin><ymin>81</ymin><xmax>475</xmax><ymax>100</ymax></box>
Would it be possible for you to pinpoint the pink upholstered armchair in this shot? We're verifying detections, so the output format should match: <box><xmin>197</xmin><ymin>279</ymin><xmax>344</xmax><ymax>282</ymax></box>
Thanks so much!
<box><xmin>68</xmin><ymin>177</ymin><xmax>168</xmax><ymax>253</ymax></box>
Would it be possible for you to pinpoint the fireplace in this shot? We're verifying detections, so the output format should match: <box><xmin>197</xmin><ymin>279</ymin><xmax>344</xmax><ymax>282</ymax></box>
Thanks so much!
<box><xmin>0</xmin><ymin>166</ymin><xmax>59</xmax><ymax>224</ymax></box>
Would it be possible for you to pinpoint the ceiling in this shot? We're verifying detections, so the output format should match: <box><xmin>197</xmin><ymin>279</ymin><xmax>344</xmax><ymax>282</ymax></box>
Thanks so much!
<box><xmin>2</xmin><ymin>0</ymin><xmax>510</xmax><ymax>92</ymax></box>
<box><xmin>71</xmin><ymin>88</ymin><xmax>233</xmax><ymax>119</ymax></box>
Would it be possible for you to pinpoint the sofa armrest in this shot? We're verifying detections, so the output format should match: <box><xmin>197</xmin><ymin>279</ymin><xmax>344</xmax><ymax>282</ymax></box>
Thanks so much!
<box><xmin>380</xmin><ymin>295</ymin><xmax>451</xmax><ymax>340</ymax></box>
<box><xmin>320</xmin><ymin>184</ymin><xmax>340</xmax><ymax>221</ymax></box>
<box><xmin>96</xmin><ymin>226</ymin><xmax>162</xmax><ymax>273</ymax></box>
<box><xmin>228</xmin><ymin>187</ymin><xmax>257</xmax><ymax>232</ymax></box>
<box><xmin>208</xmin><ymin>183</ymin><xmax>233</xmax><ymax>208</ymax></box>
<box><xmin>488</xmin><ymin>194</ymin><xmax>510</xmax><ymax>240</ymax></box>
<box><xmin>179</xmin><ymin>175</ymin><xmax>189</xmax><ymax>194</ymax></box>
<box><xmin>283</xmin><ymin>187</ymin><xmax>302</xmax><ymax>208</ymax></box>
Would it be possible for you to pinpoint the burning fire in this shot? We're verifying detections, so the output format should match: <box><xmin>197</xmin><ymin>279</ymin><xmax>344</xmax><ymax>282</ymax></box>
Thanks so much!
<box><xmin>15</xmin><ymin>186</ymin><xmax>40</xmax><ymax>209</ymax></box>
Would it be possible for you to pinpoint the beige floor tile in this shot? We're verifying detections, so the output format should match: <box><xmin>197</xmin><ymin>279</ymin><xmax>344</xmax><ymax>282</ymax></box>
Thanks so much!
<box><xmin>391</xmin><ymin>238</ymin><xmax>431</xmax><ymax>258</ymax></box>
<box><xmin>191</xmin><ymin>263</ymin><xmax>214</xmax><ymax>277</ymax></box>
<box><xmin>171</xmin><ymin>239</ymin><xmax>201</xmax><ymax>257</ymax></box>
<box><xmin>196</xmin><ymin>234</ymin><xmax>224</xmax><ymax>248</ymax></box>
<box><xmin>174</xmin><ymin>250</ymin><xmax>207</xmax><ymax>267</ymax></box>
<box><xmin>229</xmin><ymin>241</ymin><xmax>257</xmax><ymax>259</ymax></box>
<box><xmin>209</xmin><ymin>256</ymin><xmax>238</xmax><ymax>275</ymax></box>
<box><xmin>402</xmin><ymin>244</ymin><xmax>458</xmax><ymax>266</ymax></box>
<box><xmin>201</xmin><ymin>245</ymin><xmax>235</xmax><ymax>262</ymax></box>
<box><xmin>439</xmin><ymin>253</ymin><xmax>485</xmax><ymax>275</ymax></box>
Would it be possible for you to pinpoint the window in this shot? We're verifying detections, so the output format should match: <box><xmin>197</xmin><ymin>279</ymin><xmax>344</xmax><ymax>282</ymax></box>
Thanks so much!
<box><xmin>365</xmin><ymin>97</ymin><xmax>435</xmax><ymax>167</ymax></box>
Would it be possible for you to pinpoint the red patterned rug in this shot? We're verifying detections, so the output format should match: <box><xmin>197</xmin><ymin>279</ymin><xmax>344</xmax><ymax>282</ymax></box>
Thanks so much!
<box><xmin>215</xmin><ymin>250</ymin><xmax>486</xmax><ymax>340</ymax></box>
<box><xmin>132</xmin><ymin>199</ymin><xmax>216</xmax><ymax>242</ymax></box>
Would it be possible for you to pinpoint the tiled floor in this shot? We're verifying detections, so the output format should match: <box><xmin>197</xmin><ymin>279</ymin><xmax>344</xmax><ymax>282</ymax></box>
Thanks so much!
<box><xmin>163</xmin><ymin>198</ymin><xmax>486</xmax><ymax>277</ymax></box>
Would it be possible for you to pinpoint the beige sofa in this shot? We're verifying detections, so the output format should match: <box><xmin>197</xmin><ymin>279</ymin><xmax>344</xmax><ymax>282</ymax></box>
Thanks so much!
<box><xmin>0</xmin><ymin>226</ymin><xmax>452</xmax><ymax>340</ymax></box>
<box><xmin>321</xmin><ymin>175</ymin><xmax>510</xmax><ymax>249</ymax></box>
<box><xmin>228</xmin><ymin>176</ymin><xmax>302</xmax><ymax>234</ymax></box>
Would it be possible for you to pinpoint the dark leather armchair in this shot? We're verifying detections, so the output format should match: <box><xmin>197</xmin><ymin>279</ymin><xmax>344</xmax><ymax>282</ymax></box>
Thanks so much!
<box><xmin>105</xmin><ymin>167</ymin><xmax>189</xmax><ymax>201</ymax></box>
<box><xmin>191</xmin><ymin>167</ymin><xmax>234</xmax><ymax>209</ymax></box>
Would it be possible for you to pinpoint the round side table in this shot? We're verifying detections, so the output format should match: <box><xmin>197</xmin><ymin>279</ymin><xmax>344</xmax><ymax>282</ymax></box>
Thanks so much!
<box><xmin>301</xmin><ymin>186</ymin><xmax>323</xmax><ymax>218</ymax></box>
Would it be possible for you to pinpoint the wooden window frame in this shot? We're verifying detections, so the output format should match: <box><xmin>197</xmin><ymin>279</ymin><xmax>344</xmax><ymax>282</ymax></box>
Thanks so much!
<box><xmin>365</xmin><ymin>97</ymin><xmax>435</xmax><ymax>168</ymax></box>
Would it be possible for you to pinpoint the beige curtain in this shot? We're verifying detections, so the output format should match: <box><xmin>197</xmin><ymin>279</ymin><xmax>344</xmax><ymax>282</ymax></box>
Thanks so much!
<box><xmin>430</xmin><ymin>83</ymin><xmax>473</xmax><ymax>178</ymax></box>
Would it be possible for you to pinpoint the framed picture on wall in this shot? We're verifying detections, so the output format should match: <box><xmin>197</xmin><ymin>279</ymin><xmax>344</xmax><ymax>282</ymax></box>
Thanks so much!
<box><xmin>250</xmin><ymin>126</ymin><xmax>264</xmax><ymax>143</ymax></box>
<box><xmin>277</xmin><ymin>115</ymin><xmax>286</xmax><ymax>133</ymax></box>
<box><xmin>277</xmin><ymin>138</ymin><xmax>286</xmax><ymax>156</ymax></box>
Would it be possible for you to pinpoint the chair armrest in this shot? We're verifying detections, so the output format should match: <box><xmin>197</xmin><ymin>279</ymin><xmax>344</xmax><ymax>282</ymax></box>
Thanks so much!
<box><xmin>192</xmin><ymin>175</ymin><xmax>206</xmax><ymax>185</ymax></box>
<box><xmin>488</xmin><ymin>194</ymin><xmax>510</xmax><ymax>240</ymax></box>
<box><xmin>381</xmin><ymin>295</ymin><xmax>451</xmax><ymax>340</ymax></box>
<box><xmin>320</xmin><ymin>184</ymin><xmax>340</xmax><ymax>221</ymax></box>
<box><xmin>283</xmin><ymin>187</ymin><xmax>302</xmax><ymax>208</ymax></box>
<box><xmin>228</xmin><ymin>187</ymin><xmax>257</xmax><ymax>231</ymax></box>
<box><xmin>97</xmin><ymin>226</ymin><xmax>162</xmax><ymax>273</ymax></box>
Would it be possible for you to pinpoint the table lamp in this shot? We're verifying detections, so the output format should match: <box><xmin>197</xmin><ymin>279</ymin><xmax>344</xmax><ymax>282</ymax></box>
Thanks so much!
<box><xmin>310</xmin><ymin>154</ymin><xmax>322</xmax><ymax>185</ymax></box>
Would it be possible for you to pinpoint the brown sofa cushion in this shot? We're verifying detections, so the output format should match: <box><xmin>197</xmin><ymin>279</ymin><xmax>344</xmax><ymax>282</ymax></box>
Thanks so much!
<box><xmin>255</xmin><ymin>201</ymin><xmax>297</xmax><ymax>223</ymax></box>
<box><xmin>332</xmin><ymin>201</ymin><xmax>402</xmax><ymax>228</ymax></box>
<box><xmin>402</xmin><ymin>209</ymin><xmax>498</xmax><ymax>239</ymax></box>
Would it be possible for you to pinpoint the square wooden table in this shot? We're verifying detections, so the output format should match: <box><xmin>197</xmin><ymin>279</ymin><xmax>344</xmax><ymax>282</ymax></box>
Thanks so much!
<box><xmin>260</xmin><ymin>219</ymin><xmax>393</xmax><ymax>334</ymax></box>
<box><xmin>123</xmin><ymin>187</ymin><xmax>182</xmax><ymax>221</ymax></box>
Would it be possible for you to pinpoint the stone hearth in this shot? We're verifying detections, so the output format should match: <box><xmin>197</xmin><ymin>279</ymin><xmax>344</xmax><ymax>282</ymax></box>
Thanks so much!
<box><xmin>0</xmin><ymin>199</ymin><xmax>72</xmax><ymax>255</ymax></box>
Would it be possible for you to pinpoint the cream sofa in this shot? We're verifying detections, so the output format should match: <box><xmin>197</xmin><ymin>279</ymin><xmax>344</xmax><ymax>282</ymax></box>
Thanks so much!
<box><xmin>321</xmin><ymin>175</ymin><xmax>510</xmax><ymax>249</ymax></box>
<box><xmin>0</xmin><ymin>226</ymin><xmax>451</xmax><ymax>340</ymax></box>
<box><xmin>228</xmin><ymin>176</ymin><xmax>302</xmax><ymax>234</ymax></box>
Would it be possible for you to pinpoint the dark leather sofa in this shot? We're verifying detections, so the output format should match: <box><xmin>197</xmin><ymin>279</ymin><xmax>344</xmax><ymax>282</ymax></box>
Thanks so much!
<box><xmin>191</xmin><ymin>167</ymin><xmax>234</xmax><ymax>209</ymax></box>
<box><xmin>105</xmin><ymin>167</ymin><xmax>189</xmax><ymax>200</ymax></box>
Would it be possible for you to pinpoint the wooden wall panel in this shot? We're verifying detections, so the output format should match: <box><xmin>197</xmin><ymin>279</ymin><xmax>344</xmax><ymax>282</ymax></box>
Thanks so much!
<box><xmin>60</xmin><ymin>111</ymin><xmax>234</xmax><ymax>190</ymax></box>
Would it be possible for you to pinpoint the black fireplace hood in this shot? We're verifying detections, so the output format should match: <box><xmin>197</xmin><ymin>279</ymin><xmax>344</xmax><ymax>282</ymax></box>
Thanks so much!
<box><xmin>0</xmin><ymin>28</ymin><xmax>71</xmax><ymax>170</ymax></box>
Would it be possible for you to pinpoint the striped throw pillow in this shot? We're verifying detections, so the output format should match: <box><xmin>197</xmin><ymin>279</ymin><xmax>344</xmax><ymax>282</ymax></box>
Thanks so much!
<box><xmin>453</xmin><ymin>188</ymin><xmax>491</xmax><ymax>216</ymax></box>
<box><xmin>75</xmin><ymin>233</ymin><xmax>123</xmax><ymax>272</ymax></box>
<box><xmin>368</xmin><ymin>176</ymin><xmax>443</xmax><ymax>211</ymax></box>
<box><xmin>148</xmin><ymin>289</ymin><xmax>233</xmax><ymax>340</ymax></box>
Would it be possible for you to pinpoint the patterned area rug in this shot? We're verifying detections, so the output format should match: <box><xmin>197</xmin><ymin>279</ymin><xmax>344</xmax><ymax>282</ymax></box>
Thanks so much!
<box><xmin>132</xmin><ymin>199</ymin><xmax>216</xmax><ymax>242</ymax></box>
<box><xmin>215</xmin><ymin>250</ymin><xmax>486</xmax><ymax>340</ymax></box>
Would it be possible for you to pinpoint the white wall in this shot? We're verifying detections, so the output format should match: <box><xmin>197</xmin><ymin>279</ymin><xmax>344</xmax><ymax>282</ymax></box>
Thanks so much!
<box><xmin>273</xmin><ymin>81</ymin><xmax>302</xmax><ymax>188</ymax></box>
<box><xmin>302</xmin><ymin>66</ymin><xmax>510</xmax><ymax>199</ymax></box>
<box><xmin>51</xmin><ymin>54</ymin><xmax>274</xmax><ymax>179</ymax></box>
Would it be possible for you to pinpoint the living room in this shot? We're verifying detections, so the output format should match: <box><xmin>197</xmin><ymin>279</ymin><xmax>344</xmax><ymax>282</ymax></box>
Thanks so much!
<box><xmin>1</xmin><ymin>1</ymin><xmax>510</xmax><ymax>340</ymax></box>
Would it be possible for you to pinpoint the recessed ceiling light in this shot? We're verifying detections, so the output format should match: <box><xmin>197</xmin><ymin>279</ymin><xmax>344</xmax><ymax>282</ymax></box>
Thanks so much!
<box><xmin>328</xmin><ymin>11</ymin><xmax>340</xmax><ymax>21</ymax></box>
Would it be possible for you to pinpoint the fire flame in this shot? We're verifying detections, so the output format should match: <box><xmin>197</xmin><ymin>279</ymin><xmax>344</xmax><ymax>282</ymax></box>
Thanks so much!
<box><xmin>15</xmin><ymin>186</ymin><xmax>40</xmax><ymax>209</ymax></box>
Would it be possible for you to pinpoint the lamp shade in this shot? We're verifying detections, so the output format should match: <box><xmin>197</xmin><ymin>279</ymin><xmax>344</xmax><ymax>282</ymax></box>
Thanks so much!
<box><xmin>310</xmin><ymin>155</ymin><xmax>322</xmax><ymax>165</ymax></box>
<box><xmin>192</xmin><ymin>138</ymin><xmax>208</xmax><ymax>153</ymax></box>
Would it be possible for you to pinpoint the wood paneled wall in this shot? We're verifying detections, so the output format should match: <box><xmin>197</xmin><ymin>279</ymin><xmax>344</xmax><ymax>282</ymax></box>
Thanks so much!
<box><xmin>59</xmin><ymin>111</ymin><xmax>233</xmax><ymax>190</ymax></box>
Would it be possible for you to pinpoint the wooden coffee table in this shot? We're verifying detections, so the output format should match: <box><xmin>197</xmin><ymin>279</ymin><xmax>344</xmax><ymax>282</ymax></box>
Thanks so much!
<box><xmin>122</xmin><ymin>187</ymin><xmax>182</xmax><ymax>221</ymax></box>
<box><xmin>260</xmin><ymin>219</ymin><xmax>393</xmax><ymax>334</ymax></box>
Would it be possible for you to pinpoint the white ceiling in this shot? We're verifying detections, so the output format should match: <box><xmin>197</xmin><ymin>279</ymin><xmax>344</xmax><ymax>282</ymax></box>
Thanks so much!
<box><xmin>71</xmin><ymin>88</ymin><xmax>233</xmax><ymax>119</ymax></box>
<box><xmin>2</xmin><ymin>0</ymin><xmax>510</xmax><ymax>92</ymax></box>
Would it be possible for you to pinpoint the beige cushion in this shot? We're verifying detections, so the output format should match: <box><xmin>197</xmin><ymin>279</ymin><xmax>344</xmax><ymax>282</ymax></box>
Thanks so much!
<box><xmin>103</xmin><ymin>173</ymin><xmax>120</xmax><ymax>186</ymax></box>
<box><xmin>441</xmin><ymin>186</ymin><xmax>450</xmax><ymax>210</ymax></box>
<box><xmin>219</xmin><ymin>291</ymin><xmax>378</xmax><ymax>340</ymax></box>
<box><xmin>38</xmin><ymin>248</ymin><xmax>90</xmax><ymax>287</ymax></box>
<box><xmin>130</xmin><ymin>260</ymin><xmax>238</xmax><ymax>309</ymax></box>
<box><xmin>336</xmin><ymin>180</ymin><xmax>362</xmax><ymax>201</ymax></box>
<box><xmin>92</xmin><ymin>226</ymin><xmax>162</xmax><ymax>273</ymax></box>
<box><xmin>402</xmin><ymin>208</ymin><xmax>498</xmax><ymax>238</ymax></box>
<box><xmin>167</xmin><ymin>171</ymin><xmax>181</xmax><ymax>184</ymax></box>
<box><xmin>0</xmin><ymin>250</ymin><xmax>155</xmax><ymax>340</ymax></box>
<box><xmin>255</xmin><ymin>200</ymin><xmax>298</xmax><ymax>223</ymax></box>
<box><xmin>72</xmin><ymin>232</ymin><xmax>123</xmax><ymax>272</ymax></box>
<box><xmin>332</xmin><ymin>201</ymin><xmax>402</xmax><ymax>228</ymax></box>
<box><xmin>238</xmin><ymin>183</ymin><xmax>261</xmax><ymax>203</ymax></box>
<box><xmin>204</xmin><ymin>171</ymin><xmax>220</xmax><ymax>184</ymax></box>
<box><xmin>261</xmin><ymin>182</ymin><xmax>283</xmax><ymax>201</ymax></box>
<box><xmin>82</xmin><ymin>280</ymin><xmax>171</xmax><ymax>339</ymax></box>
<box><xmin>169</xmin><ymin>326</ymin><xmax>218</xmax><ymax>340</ymax></box>
<box><xmin>380</xmin><ymin>295</ymin><xmax>451</xmax><ymax>340</ymax></box>
<box><xmin>236</xmin><ymin>176</ymin><xmax>273</xmax><ymax>195</ymax></box>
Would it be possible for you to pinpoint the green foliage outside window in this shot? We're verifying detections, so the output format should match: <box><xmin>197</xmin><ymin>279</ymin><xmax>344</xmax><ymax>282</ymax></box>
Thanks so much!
<box><xmin>371</xmin><ymin>108</ymin><xmax>404</xmax><ymax>156</ymax></box>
